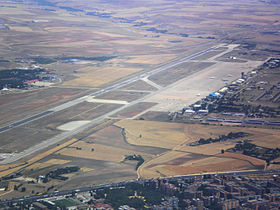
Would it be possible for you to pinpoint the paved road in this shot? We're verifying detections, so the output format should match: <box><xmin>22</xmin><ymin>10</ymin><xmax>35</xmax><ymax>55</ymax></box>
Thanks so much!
<box><xmin>0</xmin><ymin>44</ymin><xmax>218</xmax><ymax>164</ymax></box>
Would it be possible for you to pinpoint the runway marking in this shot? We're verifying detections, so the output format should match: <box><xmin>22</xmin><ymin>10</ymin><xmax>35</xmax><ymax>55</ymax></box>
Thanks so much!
<box><xmin>85</xmin><ymin>97</ymin><xmax>129</xmax><ymax>104</ymax></box>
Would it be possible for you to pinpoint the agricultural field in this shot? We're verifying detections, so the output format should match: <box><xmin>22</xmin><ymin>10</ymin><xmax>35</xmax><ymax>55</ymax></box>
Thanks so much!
<box><xmin>115</xmin><ymin>120</ymin><xmax>278</xmax><ymax>178</ymax></box>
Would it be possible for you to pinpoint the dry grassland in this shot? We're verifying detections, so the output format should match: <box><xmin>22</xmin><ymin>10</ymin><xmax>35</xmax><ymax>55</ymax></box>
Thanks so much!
<box><xmin>178</xmin><ymin>142</ymin><xmax>237</xmax><ymax>156</ymax></box>
<box><xmin>26</xmin><ymin>159</ymin><xmax>71</xmax><ymax>170</ymax></box>
<box><xmin>8</xmin><ymin>26</ymin><xmax>33</xmax><ymax>32</ymax></box>
<box><xmin>140</xmin><ymin>156</ymin><xmax>257</xmax><ymax>179</ymax></box>
<box><xmin>115</xmin><ymin>120</ymin><xmax>188</xmax><ymax>149</ymax></box>
<box><xmin>0</xmin><ymin>163</ymin><xmax>23</xmax><ymax>172</ymax></box>
<box><xmin>126</xmin><ymin>54</ymin><xmax>176</xmax><ymax>65</ymax></box>
<box><xmin>0</xmin><ymin>138</ymin><xmax>77</xmax><ymax>178</ymax></box>
<box><xmin>216</xmin><ymin>152</ymin><xmax>265</xmax><ymax>168</ymax></box>
<box><xmin>62</xmin><ymin>66</ymin><xmax>142</xmax><ymax>87</ymax></box>
<box><xmin>0</xmin><ymin>7</ymin><xmax>32</xmax><ymax>15</ymax></box>
<box><xmin>0</xmin><ymin>181</ymin><xmax>17</xmax><ymax>197</ymax></box>
<box><xmin>170</xmin><ymin>157</ymin><xmax>254</xmax><ymax>173</ymax></box>
<box><xmin>115</xmin><ymin>120</ymin><xmax>278</xmax><ymax>151</ymax></box>
<box><xmin>115</xmin><ymin>120</ymin><xmax>276</xmax><ymax>179</ymax></box>
<box><xmin>58</xmin><ymin>141</ymin><xmax>148</xmax><ymax>162</ymax></box>
<box><xmin>80</xmin><ymin>167</ymin><xmax>94</xmax><ymax>173</ymax></box>
<box><xmin>267</xmin><ymin>164</ymin><xmax>280</xmax><ymax>170</ymax></box>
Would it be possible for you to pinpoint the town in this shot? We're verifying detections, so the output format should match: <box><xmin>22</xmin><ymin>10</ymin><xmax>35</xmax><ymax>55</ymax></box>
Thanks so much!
<box><xmin>1</xmin><ymin>170</ymin><xmax>280</xmax><ymax>209</ymax></box>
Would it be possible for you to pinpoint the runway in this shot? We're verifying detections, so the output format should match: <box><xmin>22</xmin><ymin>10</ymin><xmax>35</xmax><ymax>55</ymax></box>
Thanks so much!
<box><xmin>0</xmin><ymin>45</ymin><xmax>217</xmax><ymax>134</ymax></box>
<box><xmin>0</xmin><ymin>44</ymin><xmax>218</xmax><ymax>164</ymax></box>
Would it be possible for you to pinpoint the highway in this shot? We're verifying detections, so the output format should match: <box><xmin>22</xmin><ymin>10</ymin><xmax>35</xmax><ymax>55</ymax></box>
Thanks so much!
<box><xmin>0</xmin><ymin>169</ymin><xmax>279</xmax><ymax>205</ymax></box>
<box><xmin>0</xmin><ymin>44</ymin><xmax>218</xmax><ymax>164</ymax></box>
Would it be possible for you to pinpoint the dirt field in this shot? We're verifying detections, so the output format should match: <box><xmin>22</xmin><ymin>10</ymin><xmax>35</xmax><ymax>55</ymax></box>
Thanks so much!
<box><xmin>140</xmin><ymin>153</ymin><xmax>261</xmax><ymax>179</ymax></box>
<box><xmin>57</xmin><ymin>141</ymin><xmax>149</xmax><ymax>162</ymax></box>
<box><xmin>115</xmin><ymin>120</ymin><xmax>188</xmax><ymax>149</ymax></box>
<box><xmin>115</xmin><ymin>120</ymin><xmax>277</xmax><ymax>178</ymax></box>
<box><xmin>62</xmin><ymin>66</ymin><xmax>143</xmax><ymax>87</ymax></box>
<box><xmin>0</xmin><ymin>138</ymin><xmax>78</xmax><ymax>178</ymax></box>
<box><xmin>26</xmin><ymin>159</ymin><xmax>71</xmax><ymax>170</ymax></box>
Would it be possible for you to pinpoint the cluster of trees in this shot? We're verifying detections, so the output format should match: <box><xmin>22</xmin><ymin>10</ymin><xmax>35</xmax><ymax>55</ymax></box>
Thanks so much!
<box><xmin>32</xmin><ymin>57</ymin><xmax>56</xmax><ymax>64</ymax></box>
<box><xmin>44</xmin><ymin>166</ymin><xmax>80</xmax><ymax>182</ymax></box>
<box><xmin>124</xmin><ymin>155</ymin><xmax>144</xmax><ymax>170</ymax></box>
<box><xmin>94</xmin><ymin>183</ymin><xmax>163</xmax><ymax>209</ymax></box>
<box><xmin>0</xmin><ymin>68</ymin><xmax>45</xmax><ymax>89</ymax></box>
<box><xmin>206</xmin><ymin>85</ymin><xmax>279</xmax><ymax>117</ymax></box>
<box><xmin>230</xmin><ymin>142</ymin><xmax>280</xmax><ymax>163</ymax></box>
<box><xmin>32</xmin><ymin>56</ymin><xmax>116</xmax><ymax>64</ymax></box>
<box><xmin>192</xmin><ymin>132</ymin><xmax>249</xmax><ymax>146</ymax></box>
<box><xmin>59</xmin><ymin>56</ymin><xmax>116</xmax><ymax>62</ymax></box>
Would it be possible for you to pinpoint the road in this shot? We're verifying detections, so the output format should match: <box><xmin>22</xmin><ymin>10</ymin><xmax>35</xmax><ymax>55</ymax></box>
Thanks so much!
<box><xmin>0</xmin><ymin>44</ymin><xmax>219</xmax><ymax>164</ymax></box>
<box><xmin>0</xmin><ymin>169</ymin><xmax>279</xmax><ymax>205</ymax></box>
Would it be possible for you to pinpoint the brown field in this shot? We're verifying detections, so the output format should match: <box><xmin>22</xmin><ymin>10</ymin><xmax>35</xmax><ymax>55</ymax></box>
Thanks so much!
<box><xmin>216</xmin><ymin>152</ymin><xmax>265</xmax><ymax>168</ymax></box>
<box><xmin>0</xmin><ymin>138</ymin><xmax>78</xmax><ymax>178</ymax></box>
<box><xmin>115</xmin><ymin>120</ymin><xmax>279</xmax><ymax>150</ymax></box>
<box><xmin>62</xmin><ymin>66</ymin><xmax>143</xmax><ymax>87</ymax></box>
<box><xmin>58</xmin><ymin>141</ymin><xmax>149</xmax><ymax>162</ymax></box>
<box><xmin>178</xmin><ymin>142</ymin><xmax>238</xmax><ymax>156</ymax></box>
<box><xmin>115</xmin><ymin>120</ymin><xmax>279</xmax><ymax>179</ymax></box>
<box><xmin>26</xmin><ymin>159</ymin><xmax>71</xmax><ymax>170</ymax></box>
<box><xmin>139</xmin><ymin>152</ymin><xmax>259</xmax><ymax>179</ymax></box>
<box><xmin>20</xmin><ymin>125</ymin><xmax>167</xmax><ymax>190</ymax></box>
<box><xmin>165</xmin><ymin>158</ymin><xmax>255</xmax><ymax>175</ymax></box>
<box><xmin>115</xmin><ymin>120</ymin><xmax>188</xmax><ymax>149</ymax></box>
